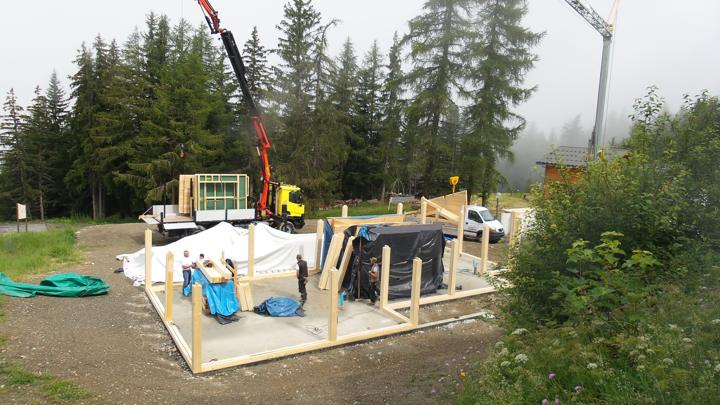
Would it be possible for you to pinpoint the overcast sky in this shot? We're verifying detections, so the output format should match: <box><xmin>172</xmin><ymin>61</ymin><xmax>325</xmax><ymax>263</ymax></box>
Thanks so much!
<box><xmin>1</xmin><ymin>0</ymin><xmax>719</xmax><ymax>137</ymax></box>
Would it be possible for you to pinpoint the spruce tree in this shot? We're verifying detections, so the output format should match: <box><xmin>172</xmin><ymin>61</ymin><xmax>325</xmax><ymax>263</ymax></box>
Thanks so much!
<box><xmin>403</xmin><ymin>0</ymin><xmax>474</xmax><ymax>195</ymax></box>
<box><xmin>242</xmin><ymin>26</ymin><xmax>272</xmax><ymax>106</ymax></box>
<box><xmin>379</xmin><ymin>33</ymin><xmax>405</xmax><ymax>200</ymax></box>
<box><xmin>43</xmin><ymin>71</ymin><xmax>72</xmax><ymax>216</ymax></box>
<box><xmin>24</xmin><ymin>86</ymin><xmax>51</xmax><ymax>220</ymax></box>
<box><xmin>464</xmin><ymin>0</ymin><xmax>542</xmax><ymax>203</ymax></box>
<box><xmin>0</xmin><ymin>89</ymin><xmax>31</xmax><ymax>215</ymax></box>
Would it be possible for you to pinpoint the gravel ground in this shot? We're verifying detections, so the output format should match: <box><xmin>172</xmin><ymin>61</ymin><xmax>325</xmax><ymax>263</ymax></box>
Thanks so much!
<box><xmin>0</xmin><ymin>222</ymin><xmax>503</xmax><ymax>404</ymax></box>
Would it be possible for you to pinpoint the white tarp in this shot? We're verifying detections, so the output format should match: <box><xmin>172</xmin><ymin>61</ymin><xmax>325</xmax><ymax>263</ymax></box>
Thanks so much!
<box><xmin>117</xmin><ymin>222</ymin><xmax>317</xmax><ymax>285</ymax></box>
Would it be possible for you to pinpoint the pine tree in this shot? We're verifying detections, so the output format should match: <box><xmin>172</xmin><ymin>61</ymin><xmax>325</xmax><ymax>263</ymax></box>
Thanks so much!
<box><xmin>464</xmin><ymin>0</ymin><xmax>543</xmax><ymax>204</ymax></box>
<box><xmin>43</xmin><ymin>71</ymin><xmax>72</xmax><ymax>216</ymax></box>
<box><xmin>0</xmin><ymin>89</ymin><xmax>32</xmax><ymax>216</ymax></box>
<box><xmin>23</xmin><ymin>86</ymin><xmax>51</xmax><ymax>220</ymax></box>
<box><xmin>242</xmin><ymin>26</ymin><xmax>272</xmax><ymax>106</ymax></box>
<box><xmin>403</xmin><ymin>0</ymin><xmax>474</xmax><ymax>195</ymax></box>
<box><xmin>379</xmin><ymin>33</ymin><xmax>405</xmax><ymax>199</ymax></box>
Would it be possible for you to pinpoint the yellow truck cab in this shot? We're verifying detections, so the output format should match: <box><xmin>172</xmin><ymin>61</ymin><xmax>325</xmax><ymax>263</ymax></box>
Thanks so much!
<box><xmin>274</xmin><ymin>183</ymin><xmax>305</xmax><ymax>230</ymax></box>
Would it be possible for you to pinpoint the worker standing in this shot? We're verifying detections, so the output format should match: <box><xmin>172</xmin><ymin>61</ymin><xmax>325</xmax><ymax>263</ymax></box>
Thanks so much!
<box><xmin>181</xmin><ymin>250</ymin><xmax>194</xmax><ymax>296</ymax></box>
<box><xmin>368</xmin><ymin>257</ymin><xmax>380</xmax><ymax>305</ymax></box>
<box><xmin>296</xmin><ymin>254</ymin><xmax>308</xmax><ymax>305</ymax></box>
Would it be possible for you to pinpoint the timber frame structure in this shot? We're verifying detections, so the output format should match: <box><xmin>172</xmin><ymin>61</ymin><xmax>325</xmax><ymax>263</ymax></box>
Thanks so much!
<box><xmin>143</xmin><ymin>201</ymin><xmax>511</xmax><ymax>374</ymax></box>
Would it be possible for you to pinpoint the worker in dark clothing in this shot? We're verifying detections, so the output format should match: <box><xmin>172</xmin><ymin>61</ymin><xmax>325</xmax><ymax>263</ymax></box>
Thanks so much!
<box><xmin>368</xmin><ymin>257</ymin><xmax>380</xmax><ymax>305</ymax></box>
<box><xmin>296</xmin><ymin>254</ymin><xmax>308</xmax><ymax>305</ymax></box>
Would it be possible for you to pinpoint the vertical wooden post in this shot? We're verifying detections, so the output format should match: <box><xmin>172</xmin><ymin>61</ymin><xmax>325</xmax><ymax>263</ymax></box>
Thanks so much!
<box><xmin>481</xmin><ymin>223</ymin><xmax>490</xmax><ymax>275</ymax></box>
<box><xmin>328</xmin><ymin>268</ymin><xmax>340</xmax><ymax>341</ymax></box>
<box><xmin>457</xmin><ymin>205</ymin><xmax>465</xmax><ymax>253</ymax></box>
<box><xmin>410</xmin><ymin>257</ymin><xmax>422</xmax><ymax>326</ymax></box>
<box><xmin>420</xmin><ymin>197</ymin><xmax>427</xmax><ymax>224</ymax></box>
<box><xmin>396</xmin><ymin>202</ymin><xmax>403</xmax><ymax>215</ymax></box>
<box><xmin>509</xmin><ymin>211</ymin><xmax>520</xmax><ymax>247</ymax></box>
<box><xmin>341</xmin><ymin>204</ymin><xmax>348</xmax><ymax>217</ymax></box>
<box><xmin>248</xmin><ymin>224</ymin><xmax>255</xmax><ymax>278</ymax></box>
<box><xmin>315</xmin><ymin>219</ymin><xmax>323</xmax><ymax>271</ymax></box>
<box><xmin>165</xmin><ymin>251</ymin><xmax>174</xmax><ymax>322</ymax></box>
<box><xmin>144</xmin><ymin>229</ymin><xmax>152</xmax><ymax>290</ymax></box>
<box><xmin>379</xmin><ymin>245</ymin><xmax>391</xmax><ymax>309</ymax></box>
<box><xmin>448</xmin><ymin>240</ymin><xmax>458</xmax><ymax>296</ymax></box>
<box><xmin>191</xmin><ymin>282</ymin><xmax>202</xmax><ymax>373</ymax></box>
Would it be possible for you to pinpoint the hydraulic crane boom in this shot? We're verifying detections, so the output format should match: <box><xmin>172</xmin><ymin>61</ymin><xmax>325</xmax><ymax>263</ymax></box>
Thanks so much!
<box><xmin>197</xmin><ymin>0</ymin><xmax>273</xmax><ymax>217</ymax></box>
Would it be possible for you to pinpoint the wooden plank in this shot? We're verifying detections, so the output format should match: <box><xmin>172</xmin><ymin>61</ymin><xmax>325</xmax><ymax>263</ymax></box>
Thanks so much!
<box><xmin>237</xmin><ymin>282</ymin><xmax>253</xmax><ymax>311</ymax></box>
<box><xmin>144</xmin><ymin>229</ymin><xmax>152</xmax><ymax>290</ymax></box>
<box><xmin>424</xmin><ymin>198</ymin><xmax>460</xmax><ymax>224</ymax></box>
<box><xmin>336</xmin><ymin>236</ymin><xmax>356</xmax><ymax>285</ymax></box>
<box><xmin>448</xmin><ymin>240</ymin><xmax>458</xmax><ymax>296</ymax></box>
<box><xmin>318</xmin><ymin>234</ymin><xmax>343</xmax><ymax>290</ymax></box>
<box><xmin>145</xmin><ymin>288</ymin><xmax>193</xmax><ymax>367</ymax></box>
<box><xmin>481</xmin><ymin>223</ymin><xmax>490</xmax><ymax>275</ymax></box>
<box><xmin>420</xmin><ymin>197</ymin><xmax>427</xmax><ymax>224</ymax></box>
<box><xmin>379</xmin><ymin>245</ymin><xmax>391</xmax><ymax>309</ymax></box>
<box><xmin>396</xmin><ymin>202</ymin><xmax>403</xmax><ymax>215</ymax></box>
<box><xmin>329</xmin><ymin>214</ymin><xmax>406</xmax><ymax>235</ymax></box>
<box><xmin>165</xmin><ymin>251</ymin><xmax>174</xmax><ymax>322</ymax></box>
<box><xmin>425</xmin><ymin>190</ymin><xmax>468</xmax><ymax>218</ymax></box>
<box><xmin>248</xmin><ymin>224</ymin><xmax>255</xmax><ymax>278</ymax></box>
<box><xmin>328</xmin><ymin>268</ymin><xmax>340</xmax><ymax>341</ymax></box>
<box><xmin>387</xmin><ymin>286</ymin><xmax>497</xmax><ymax>310</ymax></box>
<box><xmin>314</xmin><ymin>219</ymin><xmax>323</xmax><ymax>271</ymax></box>
<box><xmin>178</xmin><ymin>175</ymin><xmax>193</xmax><ymax>214</ymax></box>
<box><xmin>382</xmin><ymin>307</ymin><xmax>409</xmax><ymax>323</ymax></box>
<box><xmin>191</xmin><ymin>282</ymin><xmax>203</xmax><ymax>373</ymax></box>
<box><xmin>198</xmin><ymin>259</ymin><xmax>232</xmax><ymax>284</ymax></box>
<box><xmin>410</xmin><ymin>257</ymin><xmax>422</xmax><ymax>326</ymax></box>
<box><xmin>457</xmin><ymin>205</ymin><xmax>465</xmax><ymax>253</ymax></box>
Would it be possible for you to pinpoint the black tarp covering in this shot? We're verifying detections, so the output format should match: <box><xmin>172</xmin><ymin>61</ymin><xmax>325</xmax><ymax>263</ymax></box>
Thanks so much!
<box><xmin>342</xmin><ymin>223</ymin><xmax>445</xmax><ymax>300</ymax></box>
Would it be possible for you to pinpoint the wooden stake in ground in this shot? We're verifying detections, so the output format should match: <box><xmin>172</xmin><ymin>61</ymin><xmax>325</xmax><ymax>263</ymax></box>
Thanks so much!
<box><xmin>341</xmin><ymin>204</ymin><xmax>348</xmax><ymax>217</ymax></box>
<box><xmin>165</xmin><ymin>251</ymin><xmax>174</xmax><ymax>322</ymax></box>
<box><xmin>457</xmin><ymin>205</ymin><xmax>465</xmax><ymax>253</ymax></box>
<box><xmin>410</xmin><ymin>257</ymin><xmax>422</xmax><ymax>326</ymax></box>
<box><xmin>314</xmin><ymin>219</ymin><xmax>323</xmax><ymax>271</ymax></box>
<box><xmin>396</xmin><ymin>202</ymin><xmax>403</xmax><ymax>215</ymax></box>
<box><xmin>191</xmin><ymin>282</ymin><xmax>203</xmax><ymax>373</ymax></box>
<box><xmin>144</xmin><ymin>229</ymin><xmax>152</xmax><ymax>291</ymax></box>
<box><xmin>328</xmin><ymin>268</ymin><xmax>340</xmax><ymax>341</ymax></box>
<box><xmin>448</xmin><ymin>240</ymin><xmax>458</xmax><ymax>296</ymax></box>
<box><xmin>379</xmin><ymin>245</ymin><xmax>391</xmax><ymax>309</ymax></box>
<box><xmin>248</xmin><ymin>224</ymin><xmax>255</xmax><ymax>278</ymax></box>
<box><xmin>420</xmin><ymin>197</ymin><xmax>427</xmax><ymax>224</ymax></box>
<box><xmin>481</xmin><ymin>223</ymin><xmax>490</xmax><ymax>275</ymax></box>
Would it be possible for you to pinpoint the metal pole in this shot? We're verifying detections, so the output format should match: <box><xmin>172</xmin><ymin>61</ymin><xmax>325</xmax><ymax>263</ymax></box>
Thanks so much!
<box><xmin>590</xmin><ymin>36</ymin><xmax>613</xmax><ymax>156</ymax></box>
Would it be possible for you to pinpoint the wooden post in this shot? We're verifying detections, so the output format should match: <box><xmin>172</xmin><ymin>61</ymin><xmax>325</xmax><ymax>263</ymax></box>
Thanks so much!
<box><xmin>481</xmin><ymin>223</ymin><xmax>490</xmax><ymax>275</ymax></box>
<box><xmin>396</xmin><ymin>202</ymin><xmax>403</xmax><ymax>215</ymax></box>
<box><xmin>315</xmin><ymin>219</ymin><xmax>323</xmax><ymax>271</ymax></box>
<box><xmin>457</xmin><ymin>205</ymin><xmax>465</xmax><ymax>253</ymax></box>
<box><xmin>144</xmin><ymin>229</ymin><xmax>152</xmax><ymax>290</ymax></box>
<box><xmin>328</xmin><ymin>268</ymin><xmax>340</xmax><ymax>341</ymax></box>
<box><xmin>510</xmin><ymin>211</ymin><xmax>520</xmax><ymax>247</ymax></box>
<box><xmin>337</xmin><ymin>236</ymin><xmax>356</xmax><ymax>282</ymax></box>
<box><xmin>448</xmin><ymin>240</ymin><xmax>458</xmax><ymax>296</ymax></box>
<box><xmin>420</xmin><ymin>197</ymin><xmax>427</xmax><ymax>224</ymax></box>
<box><xmin>165</xmin><ymin>251</ymin><xmax>174</xmax><ymax>322</ymax></box>
<box><xmin>380</xmin><ymin>245</ymin><xmax>391</xmax><ymax>309</ymax></box>
<box><xmin>191</xmin><ymin>282</ymin><xmax>202</xmax><ymax>373</ymax></box>
<box><xmin>341</xmin><ymin>204</ymin><xmax>348</xmax><ymax>217</ymax></box>
<box><xmin>410</xmin><ymin>257</ymin><xmax>422</xmax><ymax>326</ymax></box>
<box><xmin>248</xmin><ymin>224</ymin><xmax>255</xmax><ymax>278</ymax></box>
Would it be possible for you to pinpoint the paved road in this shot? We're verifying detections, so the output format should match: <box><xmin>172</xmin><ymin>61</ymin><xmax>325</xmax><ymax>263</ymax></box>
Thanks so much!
<box><xmin>0</xmin><ymin>222</ymin><xmax>48</xmax><ymax>234</ymax></box>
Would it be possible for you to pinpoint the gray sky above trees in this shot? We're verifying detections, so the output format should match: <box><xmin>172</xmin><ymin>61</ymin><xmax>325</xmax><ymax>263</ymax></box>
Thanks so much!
<box><xmin>1</xmin><ymin>0</ymin><xmax>718</xmax><ymax>138</ymax></box>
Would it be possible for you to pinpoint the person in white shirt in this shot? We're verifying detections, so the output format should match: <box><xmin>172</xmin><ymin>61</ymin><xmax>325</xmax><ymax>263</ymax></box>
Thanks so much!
<box><xmin>181</xmin><ymin>250</ymin><xmax>194</xmax><ymax>291</ymax></box>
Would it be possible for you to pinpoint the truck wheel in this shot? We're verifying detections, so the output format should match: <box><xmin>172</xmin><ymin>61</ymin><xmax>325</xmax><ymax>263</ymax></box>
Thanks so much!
<box><xmin>476</xmin><ymin>231</ymin><xmax>483</xmax><ymax>241</ymax></box>
<box><xmin>279</xmin><ymin>221</ymin><xmax>296</xmax><ymax>234</ymax></box>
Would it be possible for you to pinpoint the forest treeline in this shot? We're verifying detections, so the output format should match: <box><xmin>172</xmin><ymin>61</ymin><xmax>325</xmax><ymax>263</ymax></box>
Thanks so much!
<box><xmin>0</xmin><ymin>0</ymin><xmax>542</xmax><ymax>220</ymax></box>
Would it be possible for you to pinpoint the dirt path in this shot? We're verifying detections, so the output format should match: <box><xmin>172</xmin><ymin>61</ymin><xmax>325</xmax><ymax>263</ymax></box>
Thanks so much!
<box><xmin>0</xmin><ymin>223</ymin><xmax>502</xmax><ymax>404</ymax></box>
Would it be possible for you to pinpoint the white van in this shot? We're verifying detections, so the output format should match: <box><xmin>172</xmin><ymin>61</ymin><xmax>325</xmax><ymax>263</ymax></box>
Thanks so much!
<box><xmin>463</xmin><ymin>205</ymin><xmax>505</xmax><ymax>243</ymax></box>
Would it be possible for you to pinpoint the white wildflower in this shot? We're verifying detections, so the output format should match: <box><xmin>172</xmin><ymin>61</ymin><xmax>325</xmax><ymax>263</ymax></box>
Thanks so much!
<box><xmin>668</xmin><ymin>324</ymin><xmax>678</xmax><ymax>330</ymax></box>
<box><xmin>586</xmin><ymin>363</ymin><xmax>598</xmax><ymax>370</ymax></box>
<box><xmin>662</xmin><ymin>358</ymin><xmax>674</xmax><ymax>366</ymax></box>
<box><xmin>682</xmin><ymin>338</ymin><xmax>692</xmax><ymax>343</ymax></box>
<box><xmin>511</xmin><ymin>328</ymin><xmax>528</xmax><ymax>336</ymax></box>
<box><xmin>636</xmin><ymin>365</ymin><xmax>645</xmax><ymax>371</ymax></box>
<box><xmin>514</xmin><ymin>353</ymin><xmax>529</xmax><ymax>364</ymax></box>
<box><xmin>500</xmin><ymin>361</ymin><xmax>511</xmax><ymax>367</ymax></box>
<box><xmin>499</xmin><ymin>348</ymin><xmax>509</xmax><ymax>357</ymax></box>
<box><xmin>646</xmin><ymin>349</ymin><xmax>655</xmax><ymax>355</ymax></box>
<box><xmin>637</xmin><ymin>344</ymin><xmax>647</xmax><ymax>350</ymax></box>
<box><xmin>711</xmin><ymin>319</ymin><xmax>720</xmax><ymax>325</ymax></box>
<box><xmin>629</xmin><ymin>350</ymin><xmax>638</xmax><ymax>357</ymax></box>
<box><xmin>713</xmin><ymin>364</ymin><xmax>720</xmax><ymax>373</ymax></box>
<box><xmin>704</xmin><ymin>360</ymin><xmax>711</xmax><ymax>367</ymax></box>
<box><xmin>495</xmin><ymin>341</ymin><xmax>505</xmax><ymax>349</ymax></box>
<box><xmin>637</xmin><ymin>354</ymin><xmax>646</xmax><ymax>362</ymax></box>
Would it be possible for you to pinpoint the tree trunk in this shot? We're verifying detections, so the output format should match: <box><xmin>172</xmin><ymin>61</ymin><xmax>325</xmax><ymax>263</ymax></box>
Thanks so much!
<box><xmin>38</xmin><ymin>182</ymin><xmax>45</xmax><ymax>222</ymax></box>
<box><xmin>91</xmin><ymin>182</ymin><xmax>98</xmax><ymax>220</ymax></box>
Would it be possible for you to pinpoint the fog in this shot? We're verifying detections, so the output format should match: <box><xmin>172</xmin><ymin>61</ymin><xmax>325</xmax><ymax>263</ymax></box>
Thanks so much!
<box><xmin>1</xmin><ymin>0</ymin><xmax>718</xmax><ymax>189</ymax></box>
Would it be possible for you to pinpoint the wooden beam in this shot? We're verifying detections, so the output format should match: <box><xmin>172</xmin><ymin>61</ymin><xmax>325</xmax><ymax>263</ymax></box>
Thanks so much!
<box><xmin>248</xmin><ymin>224</ymin><xmax>255</xmax><ymax>278</ymax></box>
<box><xmin>448</xmin><ymin>240</ymin><xmax>458</xmax><ymax>296</ymax></box>
<box><xmin>238</xmin><ymin>282</ymin><xmax>254</xmax><ymax>311</ymax></box>
<box><xmin>396</xmin><ymin>202</ymin><xmax>403</xmax><ymax>215</ymax></box>
<box><xmin>379</xmin><ymin>245</ymin><xmax>391</xmax><ymax>309</ymax></box>
<box><xmin>144</xmin><ymin>228</ymin><xmax>152</xmax><ymax>290</ymax></box>
<box><xmin>341</xmin><ymin>204</ymin><xmax>348</xmax><ymax>217</ymax></box>
<box><xmin>145</xmin><ymin>288</ymin><xmax>192</xmax><ymax>368</ymax></box>
<box><xmin>336</xmin><ymin>236</ymin><xmax>356</xmax><ymax>284</ymax></box>
<box><xmin>424</xmin><ymin>198</ymin><xmax>461</xmax><ymax>224</ymax></box>
<box><xmin>457</xmin><ymin>205</ymin><xmax>465</xmax><ymax>253</ymax></box>
<box><xmin>165</xmin><ymin>251</ymin><xmax>174</xmax><ymax>322</ymax></box>
<box><xmin>387</xmin><ymin>286</ymin><xmax>496</xmax><ymax>310</ymax></box>
<box><xmin>328</xmin><ymin>268</ymin><xmax>340</xmax><ymax>341</ymax></box>
<box><xmin>318</xmin><ymin>234</ymin><xmax>343</xmax><ymax>290</ymax></box>
<box><xmin>420</xmin><ymin>197</ymin><xmax>427</xmax><ymax>224</ymax></box>
<box><xmin>382</xmin><ymin>307</ymin><xmax>409</xmax><ymax>323</ymax></box>
<box><xmin>410</xmin><ymin>257</ymin><xmax>422</xmax><ymax>326</ymax></box>
<box><xmin>197</xmin><ymin>259</ymin><xmax>232</xmax><ymax>283</ymax></box>
<box><xmin>191</xmin><ymin>282</ymin><xmax>202</xmax><ymax>373</ymax></box>
<box><xmin>314</xmin><ymin>219</ymin><xmax>323</xmax><ymax>271</ymax></box>
<box><xmin>481</xmin><ymin>223</ymin><xmax>490</xmax><ymax>275</ymax></box>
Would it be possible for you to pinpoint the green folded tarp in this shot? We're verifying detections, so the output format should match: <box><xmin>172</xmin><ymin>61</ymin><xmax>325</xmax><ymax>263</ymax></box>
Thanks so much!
<box><xmin>0</xmin><ymin>272</ymin><xmax>109</xmax><ymax>298</ymax></box>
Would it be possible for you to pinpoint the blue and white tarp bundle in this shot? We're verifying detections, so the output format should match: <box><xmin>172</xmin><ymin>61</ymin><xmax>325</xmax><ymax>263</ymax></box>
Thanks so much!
<box><xmin>117</xmin><ymin>222</ymin><xmax>316</xmax><ymax>285</ymax></box>
<box><xmin>183</xmin><ymin>269</ymin><xmax>239</xmax><ymax>317</ymax></box>
<box><xmin>253</xmin><ymin>297</ymin><xmax>304</xmax><ymax>317</ymax></box>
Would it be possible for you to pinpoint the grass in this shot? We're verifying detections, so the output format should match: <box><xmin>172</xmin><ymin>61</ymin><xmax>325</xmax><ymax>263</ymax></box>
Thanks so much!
<box><xmin>0</xmin><ymin>227</ymin><xmax>82</xmax><ymax>280</ymax></box>
<box><xmin>0</xmin><ymin>363</ymin><xmax>93</xmax><ymax>403</ymax></box>
<box><xmin>308</xmin><ymin>201</ymin><xmax>398</xmax><ymax>219</ymax></box>
<box><xmin>47</xmin><ymin>213</ymin><xmax>134</xmax><ymax>226</ymax></box>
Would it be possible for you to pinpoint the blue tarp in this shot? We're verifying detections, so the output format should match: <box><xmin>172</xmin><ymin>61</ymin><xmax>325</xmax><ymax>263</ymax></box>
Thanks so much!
<box><xmin>183</xmin><ymin>269</ymin><xmax>239</xmax><ymax>317</ymax></box>
<box><xmin>253</xmin><ymin>297</ymin><xmax>302</xmax><ymax>317</ymax></box>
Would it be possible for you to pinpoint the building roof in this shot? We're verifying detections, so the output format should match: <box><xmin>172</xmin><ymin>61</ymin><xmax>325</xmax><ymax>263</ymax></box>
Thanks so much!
<box><xmin>536</xmin><ymin>146</ymin><xmax>627</xmax><ymax>167</ymax></box>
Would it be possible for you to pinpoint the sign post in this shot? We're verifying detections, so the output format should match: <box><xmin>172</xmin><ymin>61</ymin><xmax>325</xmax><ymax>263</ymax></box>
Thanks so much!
<box><xmin>16</xmin><ymin>203</ymin><xmax>27</xmax><ymax>232</ymax></box>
